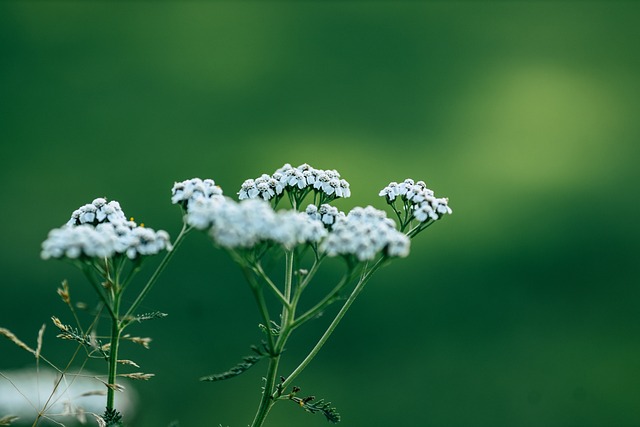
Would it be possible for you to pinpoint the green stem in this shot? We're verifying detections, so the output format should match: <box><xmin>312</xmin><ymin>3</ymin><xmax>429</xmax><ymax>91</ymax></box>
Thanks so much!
<box><xmin>243</xmin><ymin>267</ymin><xmax>276</xmax><ymax>352</ymax></box>
<box><xmin>250</xmin><ymin>354</ymin><xmax>280</xmax><ymax>427</ymax></box>
<box><xmin>276</xmin><ymin>257</ymin><xmax>387</xmax><ymax>396</ymax></box>
<box><xmin>106</xmin><ymin>291</ymin><xmax>122</xmax><ymax>411</ymax></box>
<box><xmin>81</xmin><ymin>265</ymin><xmax>116</xmax><ymax>319</ymax></box>
<box><xmin>282</xmin><ymin>250</ymin><xmax>294</xmax><ymax>316</ymax></box>
<box><xmin>254</xmin><ymin>262</ymin><xmax>290</xmax><ymax>309</ymax></box>
<box><xmin>122</xmin><ymin>223</ymin><xmax>191</xmax><ymax>322</ymax></box>
<box><xmin>406</xmin><ymin>219</ymin><xmax>436</xmax><ymax>238</ymax></box>
<box><xmin>291</xmin><ymin>266</ymin><xmax>355</xmax><ymax>329</ymax></box>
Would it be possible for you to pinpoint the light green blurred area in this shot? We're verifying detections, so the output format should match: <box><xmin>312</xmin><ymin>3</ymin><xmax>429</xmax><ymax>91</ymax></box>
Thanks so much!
<box><xmin>1</xmin><ymin>2</ymin><xmax>639</xmax><ymax>426</ymax></box>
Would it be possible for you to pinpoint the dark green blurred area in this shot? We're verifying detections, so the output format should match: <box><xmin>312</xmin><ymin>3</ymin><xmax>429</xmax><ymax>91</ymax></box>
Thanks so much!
<box><xmin>1</xmin><ymin>1</ymin><xmax>639</xmax><ymax>426</ymax></box>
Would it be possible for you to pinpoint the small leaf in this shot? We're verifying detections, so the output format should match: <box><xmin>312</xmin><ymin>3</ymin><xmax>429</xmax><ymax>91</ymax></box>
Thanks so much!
<box><xmin>131</xmin><ymin>311</ymin><xmax>168</xmax><ymax>323</ymax></box>
<box><xmin>101</xmin><ymin>408</ymin><xmax>123</xmax><ymax>427</ymax></box>
<box><xmin>289</xmin><ymin>393</ymin><xmax>341</xmax><ymax>424</ymax></box>
<box><xmin>200</xmin><ymin>343</ymin><xmax>270</xmax><ymax>382</ymax></box>
<box><xmin>200</xmin><ymin>355</ymin><xmax>263</xmax><ymax>382</ymax></box>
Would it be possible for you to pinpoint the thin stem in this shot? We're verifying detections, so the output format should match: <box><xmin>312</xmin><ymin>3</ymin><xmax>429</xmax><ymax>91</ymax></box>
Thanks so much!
<box><xmin>282</xmin><ymin>250</ymin><xmax>294</xmax><ymax>315</ymax></box>
<box><xmin>243</xmin><ymin>267</ymin><xmax>276</xmax><ymax>352</ymax></box>
<box><xmin>297</xmin><ymin>254</ymin><xmax>323</xmax><ymax>292</ymax></box>
<box><xmin>291</xmin><ymin>265</ymin><xmax>356</xmax><ymax>329</ymax></box>
<box><xmin>276</xmin><ymin>256</ymin><xmax>387</xmax><ymax>396</ymax></box>
<box><xmin>81</xmin><ymin>266</ymin><xmax>116</xmax><ymax>319</ymax></box>
<box><xmin>406</xmin><ymin>219</ymin><xmax>436</xmax><ymax>238</ymax></box>
<box><xmin>254</xmin><ymin>262</ymin><xmax>290</xmax><ymax>309</ymax></box>
<box><xmin>106</xmin><ymin>290</ymin><xmax>121</xmax><ymax>411</ymax></box>
<box><xmin>122</xmin><ymin>223</ymin><xmax>191</xmax><ymax>322</ymax></box>
<box><xmin>249</xmin><ymin>354</ymin><xmax>280</xmax><ymax>427</ymax></box>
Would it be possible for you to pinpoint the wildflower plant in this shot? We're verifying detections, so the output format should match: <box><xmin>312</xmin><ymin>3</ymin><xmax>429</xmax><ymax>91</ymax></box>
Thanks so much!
<box><xmin>176</xmin><ymin>163</ymin><xmax>452</xmax><ymax>426</ymax></box>
<box><xmin>3</xmin><ymin>163</ymin><xmax>451</xmax><ymax>426</ymax></box>
<box><xmin>36</xmin><ymin>197</ymin><xmax>192</xmax><ymax>425</ymax></box>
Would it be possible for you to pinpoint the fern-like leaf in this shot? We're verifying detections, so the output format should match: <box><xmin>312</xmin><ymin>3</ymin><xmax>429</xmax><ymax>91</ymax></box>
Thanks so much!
<box><xmin>200</xmin><ymin>344</ymin><xmax>269</xmax><ymax>382</ymax></box>
<box><xmin>102</xmin><ymin>408</ymin><xmax>123</xmax><ymax>427</ymax></box>
<box><xmin>132</xmin><ymin>311</ymin><xmax>168</xmax><ymax>322</ymax></box>
<box><xmin>288</xmin><ymin>393</ymin><xmax>341</xmax><ymax>424</ymax></box>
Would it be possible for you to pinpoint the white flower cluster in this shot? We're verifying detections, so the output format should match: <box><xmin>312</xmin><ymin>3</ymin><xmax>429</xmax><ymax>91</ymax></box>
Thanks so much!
<box><xmin>186</xmin><ymin>197</ymin><xmax>327</xmax><ymax>250</ymax></box>
<box><xmin>319</xmin><ymin>206</ymin><xmax>410</xmax><ymax>261</ymax></box>
<box><xmin>42</xmin><ymin>199</ymin><xmax>171</xmax><ymax>260</ymax></box>
<box><xmin>379</xmin><ymin>179</ymin><xmax>452</xmax><ymax>222</ymax></box>
<box><xmin>67</xmin><ymin>198</ymin><xmax>127</xmax><ymax>226</ymax></box>
<box><xmin>238</xmin><ymin>163</ymin><xmax>351</xmax><ymax>201</ymax></box>
<box><xmin>171</xmin><ymin>178</ymin><xmax>224</xmax><ymax>209</ymax></box>
<box><xmin>305</xmin><ymin>204</ymin><xmax>345</xmax><ymax>228</ymax></box>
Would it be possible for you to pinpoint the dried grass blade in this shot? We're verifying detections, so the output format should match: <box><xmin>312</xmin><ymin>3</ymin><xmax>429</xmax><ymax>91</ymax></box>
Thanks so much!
<box><xmin>0</xmin><ymin>327</ymin><xmax>35</xmax><ymax>355</ymax></box>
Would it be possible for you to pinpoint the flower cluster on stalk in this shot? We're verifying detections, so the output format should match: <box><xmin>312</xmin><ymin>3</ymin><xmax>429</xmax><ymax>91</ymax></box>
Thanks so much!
<box><xmin>174</xmin><ymin>163</ymin><xmax>425</xmax><ymax>264</ymax></box>
<box><xmin>238</xmin><ymin>163</ymin><xmax>351</xmax><ymax>206</ymax></box>
<box><xmin>305</xmin><ymin>204</ymin><xmax>344</xmax><ymax>228</ymax></box>
<box><xmin>171</xmin><ymin>178</ymin><xmax>224</xmax><ymax>209</ymax></box>
<box><xmin>319</xmin><ymin>206</ymin><xmax>410</xmax><ymax>261</ymax></box>
<box><xmin>186</xmin><ymin>197</ymin><xmax>327</xmax><ymax>250</ymax></box>
<box><xmin>379</xmin><ymin>179</ymin><xmax>452</xmax><ymax>228</ymax></box>
<box><xmin>41</xmin><ymin>198</ymin><xmax>171</xmax><ymax>260</ymax></box>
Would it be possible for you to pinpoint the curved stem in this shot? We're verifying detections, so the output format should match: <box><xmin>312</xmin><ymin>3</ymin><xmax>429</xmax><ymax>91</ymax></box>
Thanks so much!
<box><xmin>243</xmin><ymin>267</ymin><xmax>276</xmax><ymax>352</ymax></box>
<box><xmin>276</xmin><ymin>257</ymin><xmax>387</xmax><ymax>396</ymax></box>
<box><xmin>406</xmin><ymin>219</ymin><xmax>436</xmax><ymax>238</ymax></box>
<box><xmin>291</xmin><ymin>265</ymin><xmax>356</xmax><ymax>329</ymax></box>
<box><xmin>122</xmin><ymin>223</ymin><xmax>191</xmax><ymax>322</ymax></box>
<box><xmin>254</xmin><ymin>262</ymin><xmax>290</xmax><ymax>309</ymax></box>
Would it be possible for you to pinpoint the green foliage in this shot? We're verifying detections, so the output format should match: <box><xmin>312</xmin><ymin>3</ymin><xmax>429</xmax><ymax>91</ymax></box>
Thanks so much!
<box><xmin>200</xmin><ymin>344</ymin><xmax>269</xmax><ymax>382</ymax></box>
<box><xmin>289</xmin><ymin>394</ymin><xmax>341</xmax><ymax>424</ymax></box>
<box><xmin>102</xmin><ymin>408</ymin><xmax>123</xmax><ymax>427</ymax></box>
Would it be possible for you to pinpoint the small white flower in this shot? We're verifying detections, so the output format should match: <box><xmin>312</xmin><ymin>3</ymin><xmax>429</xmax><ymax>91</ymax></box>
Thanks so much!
<box><xmin>189</xmin><ymin>198</ymin><xmax>328</xmax><ymax>250</ymax></box>
<box><xmin>305</xmin><ymin>204</ymin><xmax>320</xmax><ymax>221</ymax></box>
<box><xmin>240</xmin><ymin>163</ymin><xmax>351</xmax><ymax>203</ymax></box>
<box><xmin>257</xmin><ymin>182</ymin><xmax>275</xmax><ymax>200</ymax></box>
<box><xmin>79</xmin><ymin>204</ymin><xmax>97</xmax><ymax>224</ymax></box>
<box><xmin>122</xmin><ymin>226</ymin><xmax>173</xmax><ymax>259</ymax></box>
<box><xmin>267</xmin><ymin>210</ymin><xmax>327</xmax><ymax>250</ymax></box>
<box><xmin>319</xmin><ymin>206</ymin><xmax>409</xmax><ymax>261</ymax></box>
<box><xmin>317</xmin><ymin>204</ymin><xmax>344</xmax><ymax>227</ymax></box>
<box><xmin>381</xmin><ymin>178</ymin><xmax>452</xmax><ymax>223</ymax></box>
<box><xmin>303</xmin><ymin>170</ymin><xmax>317</xmax><ymax>186</ymax></box>
<box><xmin>271</xmin><ymin>173</ymin><xmax>286</xmax><ymax>195</ymax></box>
<box><xmin>41</xmin><ymin>224</ymin><xmax>118</xmax><ymax>260</ymax></box>
<box><xmin>185</xmin><ymin>197</ymin><xmax>224</xmax><ymax>230</ymax></box>
<box><xmin>413</xmin><ymin>203</ymin><xmax>438</xmax><ymax>222</ymax></box>
<box><xmin>172</xmin><ymin>178</ymin><xmax>223</xmax><ymax>208</ymax></box>
<box><xmin>46</xmin><ymin>198</ymin><xmax>171</xmax><ymax>261</ymax></box>
<box><xmin>67</xmin><ymin>198</ymin><xmax>127</xmax><ymax>226</ymax></box>
<box><xmin>340</xmin><ymin>179</ymin><xmax>351</xmax><ymax>198</ymax></box>
<box><xmin>433</xmin><ymin>198</ymin><xmax>453</xmax><ymax>216</ymax></box>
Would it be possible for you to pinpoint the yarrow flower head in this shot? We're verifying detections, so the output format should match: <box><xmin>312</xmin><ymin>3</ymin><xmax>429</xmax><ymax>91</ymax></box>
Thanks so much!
<box><xmin>305</xmin><ymin>204</ymin><xmax>345</xmax><ymax>228</ymax></box>
<box><xmin>172</xmin><ymin>178</ymin><xmax>224</xmax><ymax>209</ymax></box>
<box><xmin>238</xmin><ymin>163</ymin><xmax>351</xmax><ymax>205</ymax></box>
<box><xmin>319</xmin><ymin>206</ymin><xmax>410</xmax><ymax>262</ymax></box>
<box><xmin>379</xmin><ymin>178</ymin><xmax>452</xmax><ymax>226</ymax></box>
<box><xmin>42</xmin><ymin>198</ymin><xmax>172</xmax><ymax>261</ymax></box>
<box><xmin>67</xmin><ymin>198</ymin><xmax>127</xmax><ymax>226</ymax></box>
<box><xmin>186</xmin><ymin>197</ymin><xmax>327</xmax><ymax>250</ymax></box>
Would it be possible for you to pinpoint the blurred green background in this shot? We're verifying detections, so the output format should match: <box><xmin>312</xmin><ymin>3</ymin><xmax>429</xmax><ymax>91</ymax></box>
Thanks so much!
<box><xmin>1</xmin><ymin>1</ymin><xmax>639</xmax><ymax>426</ymax></box>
